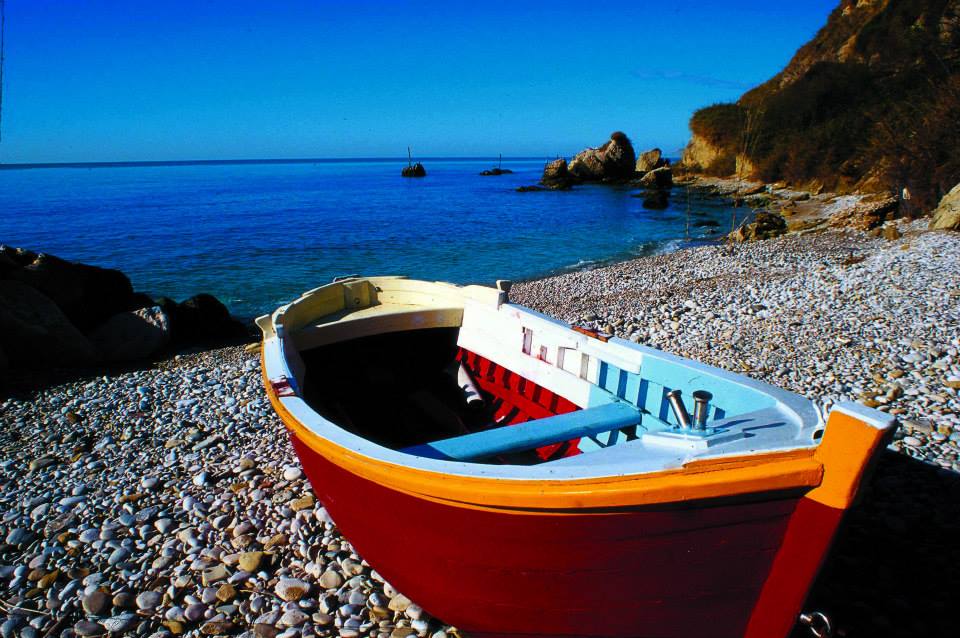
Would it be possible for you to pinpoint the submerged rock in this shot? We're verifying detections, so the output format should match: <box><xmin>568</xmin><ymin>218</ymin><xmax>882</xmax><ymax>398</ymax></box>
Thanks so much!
<box><xmin>479</xmin><ymin>167</ymin><xmax>513</xmax><ymax>176</ymax></box>
<box><xmin>639</xmin><ymin>190</ymin><xmax>670</xmax><ymax>210</ymax></box>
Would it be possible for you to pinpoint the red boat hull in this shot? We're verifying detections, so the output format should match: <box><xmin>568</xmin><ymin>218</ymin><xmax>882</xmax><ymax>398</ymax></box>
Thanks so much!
<box><xmin>291</xmin><ymin>435</ymin><xmax>842</xmax><ymax>638</ymax></box>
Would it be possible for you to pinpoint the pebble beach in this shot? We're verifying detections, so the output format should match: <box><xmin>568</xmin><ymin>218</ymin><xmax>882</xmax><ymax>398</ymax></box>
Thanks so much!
<box><xmin>3</xmin><ymin>221</ymin><xmax>959</xmax><ymax>638</ymax></box>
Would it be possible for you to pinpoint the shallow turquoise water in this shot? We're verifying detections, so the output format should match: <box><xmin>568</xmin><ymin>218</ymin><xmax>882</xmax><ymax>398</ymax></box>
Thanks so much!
<box><xmin>0</xmin><ymin>158</ymin><xmax>745</xmax><ymax>318</ymax></box>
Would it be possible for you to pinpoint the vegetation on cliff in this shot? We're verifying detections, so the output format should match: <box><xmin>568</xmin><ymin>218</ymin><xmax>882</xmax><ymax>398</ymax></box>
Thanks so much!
<box><xmin>685</xmin><ymin>0</ymin><xmax>960</xmax><ymax>210</ymax></box>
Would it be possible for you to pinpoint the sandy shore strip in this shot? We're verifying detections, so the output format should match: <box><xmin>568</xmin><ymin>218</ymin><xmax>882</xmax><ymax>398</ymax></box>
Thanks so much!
<box><xmin>2</xmin><ymin>220</ymin><xmax>959</xmax><ymax>638</ymax></box>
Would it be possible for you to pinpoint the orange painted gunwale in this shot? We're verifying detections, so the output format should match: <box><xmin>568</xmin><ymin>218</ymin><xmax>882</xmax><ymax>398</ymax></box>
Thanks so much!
<box><xmin>262</xmin><ymin>356</ymin><xmax>826</xmax><ymax>512</ymax></box>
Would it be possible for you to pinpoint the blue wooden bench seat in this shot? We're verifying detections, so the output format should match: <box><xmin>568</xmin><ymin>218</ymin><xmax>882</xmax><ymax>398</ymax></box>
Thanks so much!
<box><xmin>401</xmin><ymin>401</ymin><xmax>642</xmax><ymax>461</ymax></box>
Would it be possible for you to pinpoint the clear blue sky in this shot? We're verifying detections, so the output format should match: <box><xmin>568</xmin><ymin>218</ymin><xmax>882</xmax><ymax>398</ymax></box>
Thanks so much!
<box><xmin>0</xmin><ymin>1</ymin><xmax>836</xmax><ymax>163</ymax></box>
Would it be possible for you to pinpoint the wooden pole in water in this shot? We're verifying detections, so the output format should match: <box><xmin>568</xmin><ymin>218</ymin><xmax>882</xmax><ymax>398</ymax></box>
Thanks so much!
<box><xmin>498</xmin><ymin>153</ymin><xmax>502</xmax><ymax>170</ymax></box>
<box><xmin>407</xmin><ymin>147</ymin><xmax>412</xmax><ymax>168</ymax></box>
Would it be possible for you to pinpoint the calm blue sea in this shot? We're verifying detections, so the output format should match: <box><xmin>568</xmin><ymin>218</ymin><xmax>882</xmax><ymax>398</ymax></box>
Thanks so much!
<box><xmin>0</xmin><ymin>158</ymin><xmax>745</xmax><ymax>318</ymax></box>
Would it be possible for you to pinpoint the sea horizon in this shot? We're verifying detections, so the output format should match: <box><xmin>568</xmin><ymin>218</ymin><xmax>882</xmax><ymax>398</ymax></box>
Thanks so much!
<box><xmin>0</xmin><ymin>156</ymin><xmax>562</xmax><ymax>171</ymax></box>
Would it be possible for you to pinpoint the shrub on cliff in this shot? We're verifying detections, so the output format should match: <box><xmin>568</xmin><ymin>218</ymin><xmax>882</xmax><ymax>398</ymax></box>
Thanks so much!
<box><xmin>683</xmin><ymin>0</ymin><xmax>960</xmax><ymax>209</ymax></box>
<box><xmin>690</xmin><ymin>103</ymin><xmax>745</xmax><ymax>150</ymax></box>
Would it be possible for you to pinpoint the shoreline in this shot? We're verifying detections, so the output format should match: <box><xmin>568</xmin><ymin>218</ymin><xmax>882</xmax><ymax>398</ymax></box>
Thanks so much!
<box><xmin>512</xmin><ymin>173</ymin><xmax>894</xmax><ymax>290</ymax></box>
<box><xmin>2</xmin><ymin>221</ymin><xmax>959</xmax><ymax>637</ymax></box>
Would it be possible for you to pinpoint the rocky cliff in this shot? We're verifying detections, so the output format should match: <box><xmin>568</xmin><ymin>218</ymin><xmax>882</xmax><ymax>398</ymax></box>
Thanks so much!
<box><xmin>682</xmin><ymin>0</ymin><xmax>960</xmax><ymax>209</ymax></box>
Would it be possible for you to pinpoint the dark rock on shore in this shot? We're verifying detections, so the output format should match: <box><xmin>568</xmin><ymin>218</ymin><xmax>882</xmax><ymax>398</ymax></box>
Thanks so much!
<box><xmin>0</xmin><ymin>245</ymin><xmax>33</xmax><ymax>275</ymax></box>
<box><xmin>0</xmin><ymin>280</ymin><xmax>98</xmax><ymax>368</ymax></box>
<box><xmin>175</xmin><ymin>294</ymin><xmax>245</xmax><ymax>342</ymax></box>
<box><xmin>89</xmin><ymin>306</ymin><xmax>172</xmax><ymax>362</ymax></box>
<box><xmin>516</xmin><ymin>185</ymin><xmax>545</xmax><ymax>192</ymax></box>
<box><xmin>568</xmin><ymin>132</ymin><xmax>637</xmax><ymax>183</ymax></box>
<box><xmin>401</xmin><ymin>162</ymin><xmax>426</xmax><ymax>177</ymax></box>
<box><xmin>2</xmin><ymin>249</ymin><xmax>135</xmax><ymax>330</ymax></box>
<box><xmin>0</xmin><ymin>245</ymin><xmax>248</xmax><ymax>371</ymax></box>
<box><xmin>730</xmin><ymin>211</ymin><xmax>788</xmax><ymax>242</ymax></box>
<box><xmin>828</xmin><ymin>195</ymin><xmax>899</xmax><ymax>230</ymax></box>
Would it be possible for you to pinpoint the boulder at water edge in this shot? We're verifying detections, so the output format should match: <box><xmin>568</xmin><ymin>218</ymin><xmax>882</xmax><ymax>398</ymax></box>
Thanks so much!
<box><xmin>0</xmin><ymin>280</ymin><xmax>99</xmax><ymax>368</ymax></box>
<box><xmin>174</xmin><ymin>294</ymin><xmax>247</xmax><ymax>342</ymax></box>
<box><xmin>636</xmin><ymin>166</ymin><xmax>673</xmax><ymax>190</ymax></box>
<box><xmin>730</xmin><ymin>212</ymin><xmax>788</xmax><ymax>242</ymax></box>
<box><xmin>88</xmin><ymin>306</ymin><xmax>172</xmax><ymax>362</ymax></box>
<box><xmin>3</xmin><ymin>250</ymin><xmax>135</xmax><ymax>330</ymax></box>
<box><xmin>930</xmin><ymin>182</ymin><xmax>960</xmax><ymax>230</ymax></box>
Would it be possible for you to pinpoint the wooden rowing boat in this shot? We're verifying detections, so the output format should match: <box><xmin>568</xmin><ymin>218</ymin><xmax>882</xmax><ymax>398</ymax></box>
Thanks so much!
<box><xmin>256</xmin><ymin>276</ymin><xmax>896</xmax><ymax>638</ymax></box>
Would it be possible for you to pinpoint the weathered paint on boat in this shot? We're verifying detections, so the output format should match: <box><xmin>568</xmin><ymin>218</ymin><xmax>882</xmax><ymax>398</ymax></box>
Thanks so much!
<box><xmin>258</xmin><ymin>276</ymin><xmax>896</xmax><ymax>638</ymax></box>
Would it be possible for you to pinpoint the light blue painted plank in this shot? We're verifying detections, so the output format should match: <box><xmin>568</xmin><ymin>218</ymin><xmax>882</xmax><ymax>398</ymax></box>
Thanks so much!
<box><xmin>402</xmin><ymin>401</ymin><xmax>642</xmax><ymax>461</ymax></box>
<box><xmin>623</xmin><ymin>373</ymin><xmax>642</xmax><ymax>407</ymax></box>
<box><xmin>638</xmin><ymin>356</ymin><xmax>775</xmax><ymax>420</ymax></box>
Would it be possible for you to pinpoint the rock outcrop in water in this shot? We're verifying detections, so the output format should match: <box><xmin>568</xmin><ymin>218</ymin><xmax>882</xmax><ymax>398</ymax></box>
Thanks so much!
<box><xmin>631</xmin><ymin>147</ymin><xmax>674</xmax><ymax>209</ymax></box>
<box><xmin>0</xmin><ymin>246</ymin><xmax>247</xmax><ymax>371</ymax></box>
<box><xmin>539</xmin><ymin>158</ymin><xmax>575</xmax><ymax>190</ymax></box>
<box><xmin>568</xmin><ymin>132</ymin><xmax>637</xmax><ymax>183</ymax></box>
<box><xmin>401</xmin><ymin>162</ymin><xmax>426</xmax><ymax>177</ymax></box>
<box><xmin>635</xmin><ymin>148</ymin><xmax>665</xmax><ymax>173</ymax></box>
<box><xmin>636</xmin><ymin>165</ymin><xmax>673</xmax><ymax>190</ymax></box>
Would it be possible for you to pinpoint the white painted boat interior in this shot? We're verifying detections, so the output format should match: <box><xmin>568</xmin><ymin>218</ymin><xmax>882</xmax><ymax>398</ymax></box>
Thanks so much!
<box><xmin>256</xmin><ymin>277</ymin><xmax>826</xmax><ymax>480</ymax></box>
